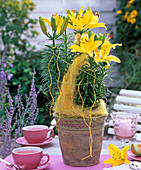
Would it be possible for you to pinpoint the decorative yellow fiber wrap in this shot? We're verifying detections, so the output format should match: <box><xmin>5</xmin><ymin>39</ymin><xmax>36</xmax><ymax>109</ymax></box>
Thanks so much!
<box><xmin>54</xmin><ymin>53</ymin><xmax>108</xmax><ymax>118</ymax></box>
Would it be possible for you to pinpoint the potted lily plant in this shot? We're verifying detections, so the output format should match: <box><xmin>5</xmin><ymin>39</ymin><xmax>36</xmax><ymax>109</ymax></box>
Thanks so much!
<box><xmin>39</xmin><ymin>6</ymin><xmax>122</xmax><ymax>167</ymax></box>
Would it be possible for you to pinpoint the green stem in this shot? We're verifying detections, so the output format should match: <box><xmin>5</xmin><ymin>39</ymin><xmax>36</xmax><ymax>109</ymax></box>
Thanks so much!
<box><xmin>53</xmin><ymin>31</ymin><xmax>56</xmax><ymax>47</ymax></box>
<box><xmin>64</xmin><ymin>30</ymin><xmax>68</xmax><ymax>60</ymax></box>
<box><xmin>53</xmin><ymin>39</ymin><xmax>55</xmax><ymax>47</ymax></box>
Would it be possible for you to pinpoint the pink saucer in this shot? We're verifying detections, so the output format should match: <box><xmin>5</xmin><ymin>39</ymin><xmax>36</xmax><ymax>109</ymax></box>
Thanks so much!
<box><xmin>16</xmin><ymin>137</ymin><xmax>53</xmax><ymax>147</ymax></box>
<box><xmin>128</xmin><ymin>151</ymin><xmax>141</xmax><ymax>161</ymax></box>
<box><xmin>5</xmin><ymin>155</ymin><xmax>50</xmax><ymax>170</ymax></box>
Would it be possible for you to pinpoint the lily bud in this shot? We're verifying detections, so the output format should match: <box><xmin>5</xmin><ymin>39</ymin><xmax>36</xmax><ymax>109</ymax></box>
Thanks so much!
<box><xmin>60</xmin><ymin>17</ymin><xmax>69</xmax><ymax>34</ymax></box>
<box><xmin>88</xmin><ymin>30</ymin><xmax>92</xmax><ymax>38</ymax></box>
<box><xmin>94</xmin><ymin>34</ymin><xmax>100</xmax><ymax>41</ymax></box>
<box><xmin>87</xmin><ymin>7</ymin><xmax>91</xmax><ymax>11</ymax></box>
<box><xmin>102</xmin><ymin>33</ymin><xmax>106</xmax><ymax>43</ymax></box>
<box><xmin>51</xmin><ymin>17</ymin><xmax>57</xmax><ymax>32</ymax></box>
<box><xmin>39</xmin><ymin>17</ymin><xmax>47</xmax><ymax>36</ymax></box>
<box><xmin>67</xmin><ymin>10</ymin><xmax>72</xmax><ymax>16</ymax></box>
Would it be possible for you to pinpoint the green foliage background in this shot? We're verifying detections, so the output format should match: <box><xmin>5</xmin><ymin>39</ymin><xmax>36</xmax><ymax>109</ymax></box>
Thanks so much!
<box><xmin>1</xmin><ymin>0</ymin><xmax>140</xmax><ymax>127</ymax></box>
<box><xmin>0</xmin><ymin>0</ymin><xmax>52</xmax><ymax>125</ymax></box>
<box><xmin>115</xmin><ymin>0</ymin><xmax>141</xmax><ymax>90</ymax></box>
<box><xmin>0</xmin><ymin>0</ymin><xmax>38</xmax><ymax>52</ymax></box>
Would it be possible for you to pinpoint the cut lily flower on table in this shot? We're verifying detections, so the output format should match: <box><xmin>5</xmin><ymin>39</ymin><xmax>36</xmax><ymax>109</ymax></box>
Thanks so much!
<box><xmin>103</xmin><ymin>144</ymin><xmax>130</xmax><ymax>167</ymax></box>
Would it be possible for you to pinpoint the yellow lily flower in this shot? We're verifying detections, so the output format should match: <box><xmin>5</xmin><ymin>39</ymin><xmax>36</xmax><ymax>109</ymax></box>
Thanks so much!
<box><xmin>94</xmin><ymin>34</ymin><xmax>122</xmax><ymax>68</ymax></box>
<box><xmin>101</xmin><ymin>33</ymin><xmax>122</xmax><ymax>50</ymax></box>
<box><xmin>69</xmin><ymin>35</ymin><xmax>102</xmax><ymax>57</ymax></box>
<box><xmin>42</xmin><ymin>14</ymin><xmax>64</xmax><ymax>34</ymax></box>
<box><xmin>74</xmin><ymin>33</ymin><xmax>88</xmax><ymax>45</ymax></box>
<box><xmin>66</xmin><ymin>6</ymin><xmax>107</xmax><ymax>31</ymax></box>
<box><xmin>103</xmin><ymin>144</ymin><xmax>130</xmax><ymax>167</ymax></box>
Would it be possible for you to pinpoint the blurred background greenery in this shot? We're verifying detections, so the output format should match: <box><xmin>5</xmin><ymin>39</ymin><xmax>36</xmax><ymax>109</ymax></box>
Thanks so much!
<box><xmin>0</xmin><ymin>0</ymin><xmax>140</xmax><ymax>127</ymax></box>
<box><xmin>0</xmin><ymin>0</ymin><xmax>52</xmax><ymax>126</ymax></box>
<box><xmin>114</xmin><ymin>0</ymin><xmax>141</xmax><ymax>91</ymax></box>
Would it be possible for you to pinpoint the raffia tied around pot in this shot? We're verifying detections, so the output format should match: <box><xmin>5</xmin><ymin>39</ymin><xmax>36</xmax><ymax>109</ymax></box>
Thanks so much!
<box><xmin>54</xmin><ymin>53</ymin><xmax>108</xmax><ymax>118</ymax></box>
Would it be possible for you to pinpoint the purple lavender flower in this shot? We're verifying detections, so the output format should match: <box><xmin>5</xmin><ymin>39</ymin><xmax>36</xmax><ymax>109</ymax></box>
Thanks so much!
<box><xmin>0</xmin><ymin>68</ymin><xmax>41</xmax><ymax>158</ymax></box>
<box><xmin>0</xmin><ymin>46</ymin><xmax>7</xmax><ymax>111</ymax></box>
<box><xmin>0</xmin><ymin>96</ymin><xmax>15</xmax><ymax>158</ymax></box>
<box><xmin>0</xmin><ymin>46</ymin><xmax>16</xmax><ymax>158</ymax></box>
<box><xmin>0</xmin><ymin>69</ymin><xmax>7</xmax><ymax>94</ymax></box>
<box><xmin>3</xmin><ymin>63</ymin><xmax>7</xmax><ymax>67</ymax></box>
<box><xmin>8</xmin><ymin>63</ymin><xmax>14</xmax><ymax>68</ymax></box>
<box><xmin>25</xmin><ymin>70</ymin><xmax>42</xmax><ymax>125</ymax></box>
<box><xmin>7</xmin><ymin>73</ymin><xmax>13</xmax><ymax>80</ymax></box>
<box><xmin>1</xmin><ymin>46</ymin><xmax>7</xmax><ymax>67</ymax></box>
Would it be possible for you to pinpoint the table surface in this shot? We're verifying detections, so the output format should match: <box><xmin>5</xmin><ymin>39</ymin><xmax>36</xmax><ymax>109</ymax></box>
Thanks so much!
<box><xmin>0</xmin><ymin>137</ymin><xmax>138</xmax><ymax>170</ymax></box>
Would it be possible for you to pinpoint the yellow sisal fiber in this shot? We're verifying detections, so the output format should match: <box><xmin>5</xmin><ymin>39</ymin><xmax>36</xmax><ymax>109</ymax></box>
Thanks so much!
<box><xmin>54</xmin><ymin>53</ymin><xmax>108</xmax><ymax>118</ymax></box>
<box><xmin>54</xmin><ymin>53</ymin><xmax>108</xmax><ymax>160</ymax></box>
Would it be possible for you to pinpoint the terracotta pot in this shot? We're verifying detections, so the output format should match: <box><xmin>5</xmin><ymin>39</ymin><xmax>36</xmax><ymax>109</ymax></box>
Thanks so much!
<box><xmin>54</xmin><ymin>114</ymin><xmax>106</xmax><ymax>167</ymax></box>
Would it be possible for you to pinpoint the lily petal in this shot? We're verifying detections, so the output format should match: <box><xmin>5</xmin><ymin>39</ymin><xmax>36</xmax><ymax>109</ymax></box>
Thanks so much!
<box><xmin>78</xmin><ymin>6</ymin><xmax>84</xmax><ymax>15</ymax></box>
<box><xmin>68</xmin><ymin>15</ymin><xmax>79</xmax><ymax>27</ymax></box>
<box><xmin>69</xmin><ymin>45</ymin><xmax>85</xmax><ymax>53</ymax></box>
<box><xmin>124</xmin><ymin>159</ymin><xmax>130</xmax><ymax>164</ymax></box>
<box><xmin>90</xmin><ymin>40</ymin><xmax>102</xmax><ymax>51</ymax></box>
<box><xmin>103</xmin><ymin>158</ymin><xmax>115</xmax><ymax>164</ymax></box>
<box><xmin>105</xmin><ymin>55</ymin><xmax>121</xmax><ymax>63</ymax></box>
<box><xmin>121</xmin><ymin>145</ymin><xmax>129</xmax><ymax>158</ymax></box>
<box><xmin>67</xmin><ymin>23</ymin><xmax>78</xmax><ymax>30</ymax></box>
<box><xmin>112</xmin><ymin>43</ymin><xmax>122</xmax><ymax>49</ymax></box>
<box><xmin>112</xmin><ymin>160</ymin><xmax>123</xmax><ymax>167</ymax></box>
<box><xmin>108</xmin><ymin>144</ymin><xmax>121</xmax><ymax>157</ymax></box>
<box><xmin>85</xmin><ymin>22</ymin><xmax>107</xmax><ymax>30</ymax></box>
<box><xmin>42</xmin><ymin>18</ymin><xmax>51</xmax><ymax>26</ymax></box>
<box><xmin>94</xmin><ymin>56</ymin><xmax>101</xmax><ymax>63</ymax></box>
<box><xmin>104</xmin><ymin>158</ymin><xmax>123</xmax><ymax>167</ymax></box>
<box><xmin>105</xmin><ymin>62</ymin><xmax>110</xmax><ymax>68</ymax></box>
<box><xmin>82</xmin><ymin>11</ymin><xmax>92</xmax><ymax>25</ymax></box>
<box><xmin>94</xmin><ymin>48</ymin><xmax>101</xmax><ymax>62</ymax></box>
<box><xmin>89</xmin><ymin>34</ymin><xmax>95</xmax><ymax>44</ymax></box>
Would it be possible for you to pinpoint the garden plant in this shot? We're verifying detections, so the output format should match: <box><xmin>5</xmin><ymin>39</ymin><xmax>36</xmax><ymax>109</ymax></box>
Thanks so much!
<box><xmin>39</xmin><ymin>6</ymin><xmax>122</xmax><ymax>166</ymax></box>
<box><xmin>0</xmin><ymin>0</ymin><xmax>57</xmax><ymax>125</ymax></box>
<box><xmin>115</xmin><ymin>0</ymin><xmax>141</xmax><ymax>90</ymax></box>
<box><xmin>0</xmin><ymin>47</ymin><xmax>41</xmax><ymax>158</ymax></box>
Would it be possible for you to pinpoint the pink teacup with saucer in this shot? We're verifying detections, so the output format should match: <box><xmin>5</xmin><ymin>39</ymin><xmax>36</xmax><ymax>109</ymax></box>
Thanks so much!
<box><xmin>22</xmin><ymin>125</ymin><xmax>54</xmax><ymax>144</ymax></box>
<box><xmin>12</xmin><ymin>146</ymin><xmax>50</xmax><ymax>169</ymax></box>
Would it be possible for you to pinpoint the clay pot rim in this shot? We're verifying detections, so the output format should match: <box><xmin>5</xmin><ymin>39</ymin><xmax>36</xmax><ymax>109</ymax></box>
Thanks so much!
<box><xmin>53</xmin><ymin>113</ymin><xmax>107</xmax><ymax>121</ymax></box>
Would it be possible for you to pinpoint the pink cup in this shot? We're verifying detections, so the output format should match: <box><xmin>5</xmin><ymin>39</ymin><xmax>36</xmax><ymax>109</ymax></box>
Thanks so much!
<box><xmin>12</xmin><ymin>146</ymin><xmax>50</xmax><ymax>169</ymax></box>
<box><xmin>22</xmin><ymin>125</ymin><xmax>54</xmax><ymax>144</ymax></box>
